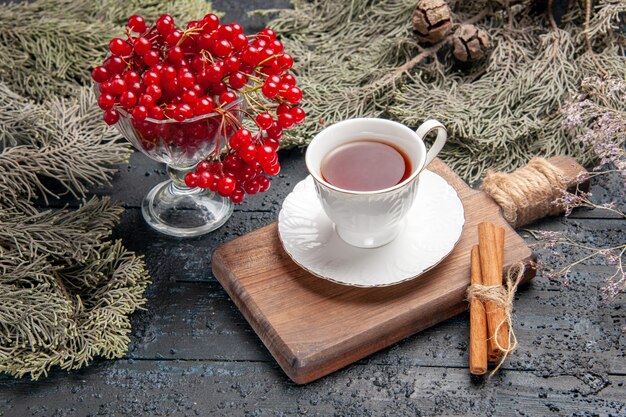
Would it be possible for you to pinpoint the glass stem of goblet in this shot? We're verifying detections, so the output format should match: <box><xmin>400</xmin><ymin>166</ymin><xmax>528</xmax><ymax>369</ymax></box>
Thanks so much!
<box><xmin>167</xmin><ymin>164</ymin><xmax>199</xmax><ymax>196</ymax></box>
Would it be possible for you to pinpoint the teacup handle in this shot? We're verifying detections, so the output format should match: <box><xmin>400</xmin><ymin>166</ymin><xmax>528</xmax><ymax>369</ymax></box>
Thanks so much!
<box><xmin>416</xmin><ymin>119</ymin><xmax>447</xmax><ymax>169</ymax></box>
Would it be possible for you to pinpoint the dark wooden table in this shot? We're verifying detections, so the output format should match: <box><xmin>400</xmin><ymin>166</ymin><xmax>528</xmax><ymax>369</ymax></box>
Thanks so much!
<box><xmin>1</xmin><ymin>1</ymin><xmax>625</xmax><ymax>416</ymax></box>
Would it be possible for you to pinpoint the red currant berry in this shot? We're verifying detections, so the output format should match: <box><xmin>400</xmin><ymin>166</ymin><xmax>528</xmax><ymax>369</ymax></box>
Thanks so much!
<box><xmin>194</xmin><ymin>97</ymin><xmax>215</xmax><ymax>115</ymax></box>
<box><xmin>175</xmin><ymin>104</ymin><xmax>193</xmax><ymax>121</ymax></box>
<box><xmin>97</xmin><ymin>94</ymin><xmax>115</xmax><ymax>110</ymax></box>
<box><xmin>218</xmin><ymin>25</ymin><xmax>235</xmax><ymax>40</ymax></box>
<box><xmin>284</xmin><ymin>86</ymin><xmax>302</xmax><ymax>104</ymax></box>
<box><xmin>229</xmin><ymin>129</ymin><xmax>252</xmax><ymax>150</ymax></box>
<box><xmin>128</xmin><ymin>15</ymin><xmax>146</xmax><ymax>33</ymax></box>
<box><xmin>261</xmin><ymin>81</ymin><xmax>279</xmax><ymax>98</ymax></box>
<box><xmin>110</xmin><ymin>78</ymin><xmax>127</xmax><ymax>95</ymax></box>
<box><xmin>208</xmin><ymin>162</ymin><xmax>222</xmax><ymax>174</ymax></box>
<box><xmin>91</xmin><ymin>66</ymin><xmax>109</xmax><ymax>83</ymax></box>
<box><xmin>103</xmin><ymin>108</ymin><xmax>120</xmax><ymax>125</ymax></box>
<box><xmin>166</xmin><ymin>30</ymin><xmax>183</xmax><ymax>46</ymax></box>
<box><xmin>223</xmin><ymin>154</ymin><xmax>244</xmax><ymax>173</ymax></box>
<box><xmin>281</xmin><ymin>74</ymin><xmax>296</xmax><ymax>86</ymax></box>
<box><xmin>168</xmin><ymin>46</ymin><xmax>184</xmax><ymax>63</ymax></box>
<box><xmin>217</xmin><ymin>176</ymin><xmax>236</xmax><ymax>196</ymax></box>
<box><xmin>129</xmin><ymin>82</ymin><xmax>144</xmax><ymax>95</ymax></box>
<box><xmin>160</xmin><ymin>65</ymin><xmax>177</xmax><ymax>82</ymax></box>
<box><xmin>228</xmin><ymin>72</ymin><xmax>247</xmax><ymax>89</ymax></box>
<box><xmin>257</xmin><ymin>175</ymin><xmax>271</xmax><ymax>192</ymax></box>
<box><xmin>223</xmin><ymin>56</ymin><xmax>240</xmax><ymax>72</ymax></box>
<box><xmin>187</xmin><ymin>20</ymin><xmax>201</xmax><ymax>29</ymax></box>
<box><xmin>230</xmin><ymin>23</ymin><xmax>243</xmax><ymax>34</ymax></box>
<box><xmin>291</xmin><ymin>107</ymin><xmax>306</xmax><ymax>123</ymax></box>
<box><xmin>242</xmin><ymin>47</ymin><xmax>260</xmax><ymax>65</ymax></box>
<box><xmin>259</xmin><ymin>48</ymin><xmax>276</xmax><ymax>62</ymax></box>
<box><xmin>276</xmin><ymin>103</ymin><xmax>290</xmax><ymax>115</ymax></box>
<box><xmin>178</xmin><ymin>72</ymin><xmax>195</xmax><ymax>89</ymax></box>
<box><xmin>138</xmin><ymin>94</ymin><xmax>155</xmax><ymax>107</ymax></box>
<box><xmin>278</xmin><ymin>112</ymin><xmax>295</xmax><ymax>128</ymax></box>
<box><xmin>239</xmin><ymin>165</ymin><xmax>255</xmax><ymax>180</ymax></box>
<box><xmin>122</xmin><ymin>70</ymin><xmax>140</xmax><ymax>84</ymax></box>
<box><xmin>256</xmin><ymin>112</ymin><xmax>273</xmax><ymax>130</ymax></box>
<box><xmin>201</xmin><ymin>65</ymin><xmax>219</xmax><ymax>84</ymax></box>
<box><xmin>191</xmin><ymin>55</ymin><xmax>206</xmax><ymax>72</ymax></box>
<box><xmin>244</xmin><ymin>179</ymin><xmax>260</xmax><ymax>194</ymax></box>
<box><xmin>133</xmin><ymin>37</ymin><xmax>152</xmax><ymax>55</ymax></box>
<box><xmin>267</xmin><ymin>75</ymin><xmax>281</xmax><ymax>84</ymax></box>
<box><xmin>181</xmin><ymin>90</ymin><xmax>198</xmax><ymax>106</ymax></box>
<box><xmin>207</xmin><ymin>174</ymin><xmax>220</xmax><ymax>192</ymax></box>
<box><xmin>266</xmin><ymin>122</ymin><xmax>283</xmax><ymax>139</ymax></box>
<box><xmin>119</xmin><ymin>91</ymin><xmax>138</xmax><ymax>108</ymax></box>
<box><xmin>196</xmin><ymin>161</ymin><xmax>211</xmax><ymax>172</ymax></box>
<box><xmin>156</xmin><ymin>14</ymin><xmax>174</xmax><ymax>36</ymax></box>
<box><xmin>213</xmin><ymin>39</ymin><xmax>232</xmax><ymax>57</ymax></box>
<box><xmin>145</xmin><ymin>84</ymin><xmax>162</xmax><ymax>100</ymax></box>
<box><xmin>264</xmin><ymin>161</ymin><xmax>281</xmax><ymax>176</ymax></box>
<box><xmin>263</xmin><ymin>60</ymin><xmax>281</xmax><ymax>76</ymax></box>
<box><xmin>104</xmin><ymin>56</ymin><xmax>126</xmax><ymax>74</ymax></box>
<box><xmin>264</xmin><ymin>136</ymin><xmax>280</xmax><ymax>151</ymax></box>
<box><xmin>259</xmin><ymin>28</ymin><xmax>277</xmax><ymax>41</ymax></box>
<box><xmin>132</xmin><ymin>105</ymin><xmax>148</xmax><ymax>121</ymax></box>
<box><xmin>240</xmin><ymin>144</ymin><xmax>257</xmax><ymax>162</ymax></box>
<box><xmin>270</xmin><ymin>40</ymin><xmax>284</xmax><ymax>54</ymax></box>
<box><xmin>232</xmin><ymin>33</ymin><xmax>248</xmax><ymax>50</ymax></box>
<box><xmin>142</xmin><ymin>70</ymin><xmax>160</xmax><ymax>86</ymax></box>
<box><xmin>202</xmin><ymin>14</ymin><xmax>220</xmax><ymax>31</ymax></box>
<box><xmin>109</xmin><ymin>38</ymin><xmax>131</xmax><ymax>56</ymax></box>
<box><xmin>229</xmin><ymin>188</ymin><xmax>245</xmax><ymax>203</ymax></box>
<box><xmin>211</xmin><ymin>82</ymin><xmax>228</xmax><ymax>95</ymax></box>
<box><xmin>149</xmin><ymin>106</ymin><xmax>164</xmax><ymax>119</ymax></box>
<box><xmin>219</xmin><ymin>91</ymin><xmax>237</xmax><ymax>106</ymax></box>
<box><xmin>99</xmin><ymin>81</ymin><xmax>112</xmax><ymax>95</ymax></box>
<box><xmin>197</xmin><ymin>171</ymin><xmax>214</xmax><ymax>188</ymax></box>
<box><xmin>256</xmin><ymin>145</ymin><xmax>276</xmax><ymax>162</ymax></box>
<box><xmin>143</xmin><ymin>50</ymin><xmax>160</xmax><ymax>66</ymax></box>
<box><xmin>185</xmin><ymin>172</ymin><xmax>199</xmax><ymax>188</ymax></box>
<box><xmin>278</xmin><ymin>53</ymin><xmax>294</xmax><ymax>70</ymax></box>
<box><xmin>197</xmin><ymin>33</ymin><xmax>213</xmax><ymax>51</ymax></box>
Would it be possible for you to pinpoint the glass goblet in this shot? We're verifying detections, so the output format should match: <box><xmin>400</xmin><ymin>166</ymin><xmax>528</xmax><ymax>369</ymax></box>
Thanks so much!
<box><xmin>113</xmin><ymin>100</ymin><xmax>243</xmax><ymax>237</ymax></box>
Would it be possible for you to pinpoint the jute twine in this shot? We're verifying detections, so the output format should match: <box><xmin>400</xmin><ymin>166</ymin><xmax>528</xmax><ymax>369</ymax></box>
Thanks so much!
<box><xmin>466</xmin><ymin>262</ymin><xmax>526</xmax><ymax>376</ymax></box>
<box><xmin>481</xmin><ymin>158</ymin><xmax>567</xmax><ymax>228</ymax></box>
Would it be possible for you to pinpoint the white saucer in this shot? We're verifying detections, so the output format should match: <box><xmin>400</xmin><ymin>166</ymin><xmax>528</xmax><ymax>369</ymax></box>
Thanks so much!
<box><xmin>277</xmin><ymin>171</ymin><xmax>465</xmax><ymax>287</ymax></box>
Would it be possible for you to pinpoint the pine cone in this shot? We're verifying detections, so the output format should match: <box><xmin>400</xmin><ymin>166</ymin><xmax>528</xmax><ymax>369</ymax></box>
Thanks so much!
<box><xmin>452</xmin><ymin>24</ymin><xmax>491</xmax><ymax>62</ymax></box>
<box><xmin>412</xmin><ymin>0</ymin><xmax>453</xmax><ymax>44</ymax></box>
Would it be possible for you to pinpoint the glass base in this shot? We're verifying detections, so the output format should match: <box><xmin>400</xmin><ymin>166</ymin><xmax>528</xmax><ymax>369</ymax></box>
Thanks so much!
<box><xmin>141</xmin><ymin>179</ymin><xmax>233</xmax><ymax>237</ymax></box>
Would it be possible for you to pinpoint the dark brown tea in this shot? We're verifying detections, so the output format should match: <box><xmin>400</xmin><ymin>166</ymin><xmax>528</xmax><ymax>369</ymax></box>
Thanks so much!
<box><xmin>321</xmin><ymin>140</ymin><xmax>412</xmax><ymax>192</ymax></box>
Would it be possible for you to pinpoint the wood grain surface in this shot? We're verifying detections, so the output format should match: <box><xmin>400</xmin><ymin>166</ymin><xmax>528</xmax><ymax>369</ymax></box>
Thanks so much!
<box><xmin>212</xmin><ymin>158</ymin><xmax>540</xmax><ymax>384</ymax></box>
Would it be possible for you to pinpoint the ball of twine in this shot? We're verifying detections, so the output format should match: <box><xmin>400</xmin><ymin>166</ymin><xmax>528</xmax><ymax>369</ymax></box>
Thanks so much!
<box><xmin>480</xmin><ymin>157</ymin><xmax>567</xmax><ymax>228</ymax></box>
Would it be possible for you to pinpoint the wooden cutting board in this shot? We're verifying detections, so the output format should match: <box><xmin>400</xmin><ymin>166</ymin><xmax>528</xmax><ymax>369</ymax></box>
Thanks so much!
<box><xmin>212</xmin><ymin>156</ymin><xmax>581</xmax><ymax>384</ymax></box>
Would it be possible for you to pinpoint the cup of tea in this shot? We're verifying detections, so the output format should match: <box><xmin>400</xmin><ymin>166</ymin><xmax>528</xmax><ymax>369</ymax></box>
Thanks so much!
<box><xmin>305</xmin><ymin>118</ymin><xmax>447</xmax><ymax>248</ymax></box>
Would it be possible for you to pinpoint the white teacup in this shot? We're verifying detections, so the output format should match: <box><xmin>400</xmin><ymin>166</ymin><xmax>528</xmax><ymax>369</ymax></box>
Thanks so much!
<box><xmin>305</xmin><ymin>118</ymin><xmax>447</xmax><ymax>248</ymax></box>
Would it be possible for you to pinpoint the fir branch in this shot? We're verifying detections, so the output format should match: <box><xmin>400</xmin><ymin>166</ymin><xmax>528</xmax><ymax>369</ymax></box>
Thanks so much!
<box><xmin>0</xmin><ymin>86</ymin><xmax>131</xmax><ymax>202</ymax></box>
<box><xmin>263</xmin><ymin>0</ymin><xmax>626</xmax><ymax>181</ymax></box>
<box><xmin>0</xmin><ymin>0</ymin><xmax>217</xmax><ymax>380</ymax></box>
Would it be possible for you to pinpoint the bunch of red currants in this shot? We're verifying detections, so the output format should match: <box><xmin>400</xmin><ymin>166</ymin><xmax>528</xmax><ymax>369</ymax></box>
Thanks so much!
<box><xmin>92</xmin><ymin>13</ymin><xmax>305</xmax><ymax>203</ymax></box>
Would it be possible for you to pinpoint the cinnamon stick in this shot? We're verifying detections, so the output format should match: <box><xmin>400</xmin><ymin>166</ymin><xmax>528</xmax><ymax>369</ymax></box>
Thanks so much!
<box><xmin>469</xmin><ymin>245</ymin><xmax>487</xmax><ymax>375</ymax></box>
<box><xmin>495</xmin><ymin>226</ymin><xmax>509</xmax><ymax>351</ymax></box>
<box><xmin>478</xmin><ymin>222</ymin><xmax>509</xmax><ymax>362</ymax></box>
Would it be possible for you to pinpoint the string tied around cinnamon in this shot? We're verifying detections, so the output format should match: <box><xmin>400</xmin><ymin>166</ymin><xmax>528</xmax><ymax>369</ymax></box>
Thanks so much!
<box><xmin>466</xmin><ymin>261</ymin><xmax>525</xmax><ymax>376</ymax></box>
<box><xmin>481</xmin><ymin>158</ymin><xmax>567</xmax><ymax>229</ymax></box>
